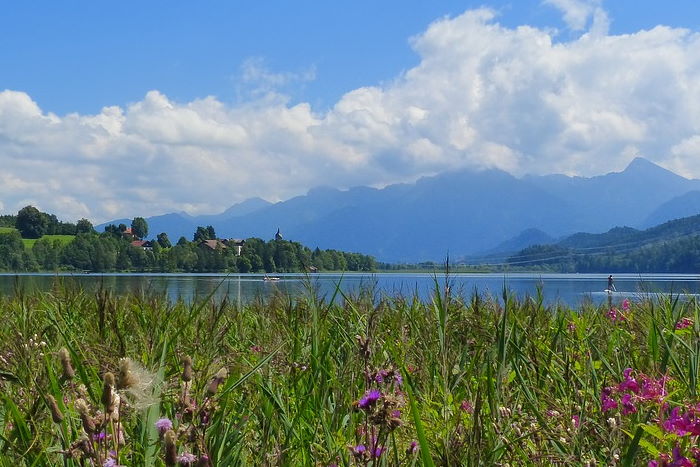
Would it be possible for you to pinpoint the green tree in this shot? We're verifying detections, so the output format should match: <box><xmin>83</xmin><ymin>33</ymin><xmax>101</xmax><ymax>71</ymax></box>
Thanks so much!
<box><xmin>76</xmin><ymin>218</ymin><xmax>95</xmax><ymax>234</ymax></box>
<box><xmin>157</xmin><ymin>232</ymin><xmax>172</xmax><ymax>248</ymax></box>
<box><xmin>15</xmin><ymin>205</ymin><xmax>49</xmax><ymax>239</ymax></box>
<box><xmin>131</xmin><ymin>217</ymin><xmax>148</xmax><ymax>239</ymax></box>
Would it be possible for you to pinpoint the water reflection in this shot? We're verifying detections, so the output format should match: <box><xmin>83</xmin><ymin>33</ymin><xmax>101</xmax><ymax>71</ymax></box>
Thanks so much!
<box><xmin>0</xmin><ymin>272</ymin><xmax>698</xmax><ymax>307</ymax></box>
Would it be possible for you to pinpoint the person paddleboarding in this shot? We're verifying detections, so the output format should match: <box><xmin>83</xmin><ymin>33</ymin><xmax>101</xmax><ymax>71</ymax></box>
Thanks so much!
<box><xmin>607</xmin><ymin>275</ymin><xmax>616</xmax><ymax>292</ymax></box>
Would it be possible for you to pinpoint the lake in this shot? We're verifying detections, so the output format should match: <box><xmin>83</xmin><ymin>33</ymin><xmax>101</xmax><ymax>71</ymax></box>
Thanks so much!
<box><xmin>1</xmin><ymin>272</ymin><xmax>699</xmax><ymax>308</ymax></box>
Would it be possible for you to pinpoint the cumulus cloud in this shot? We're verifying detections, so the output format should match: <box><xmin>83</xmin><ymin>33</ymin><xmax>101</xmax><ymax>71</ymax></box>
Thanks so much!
<box><xmin>2</xmin><ymin>6</ymin><xmax>700</xmax><ymax>223</ymax></box>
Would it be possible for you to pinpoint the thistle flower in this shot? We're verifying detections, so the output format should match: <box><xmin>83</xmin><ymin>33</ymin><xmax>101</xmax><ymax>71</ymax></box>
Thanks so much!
<box><xmin>58</xmin><ymin>348</ymin><xmax>75</xmax><ymax>380</ymax></box>
<box><xmin>155</xmin><ymin>417</ymin><xmax>173</xmax><ymax>435</ymax></box>
<box><xmin>357</xmin><ymin>389</ymin><xmax>381</xmax><ymax>410</ymax></box>
<box><xmin>176</xmin><ymin>452</ymin><xmax>198</xmax><ymax>465</ymax></box>
<box><xmin>46</xmin><ymin>395</ymin><xmax>63</xmax><ymax>423</ymax></box>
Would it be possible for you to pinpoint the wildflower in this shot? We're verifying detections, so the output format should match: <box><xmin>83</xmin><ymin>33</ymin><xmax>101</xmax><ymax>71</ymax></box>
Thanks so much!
<box><xmin>572</xmin><ymin>414</ymin><xmax>580</xmax><ymax>428</ymax></box>
<box><xmin>250</xmin><ymin>345</ymin><xmax>262</xmax><ymax>353</ymax></box>
<box><xmin>567</xmin><ymin>321</ymin><xmax>576</xmax><ymax>332</ymax></box>
<box><xmin>622</xmin><ymin>299</ymin><xmax>631</xmax><ymax>312</ymax></box>
<box><xmin>350</xmin><ymin>444</ymin><xmax>367</xmax><ymax>458</ymax></box>
<box><xmin>618</xmin><ymin>368</ymin><xmax>640</xmax><ymax>393</ymax></box>
<box><xmin>601</xmin><ymin>387</ymin><xmax>618</xmax><ymax>411</ymax></box>
<box><xmin>357</xmin><ymin>389</ymin><xmax>381</xmax><ymax>410</ymax></box>
<box><xmin>103</xmin><ymin>459</ymin><xmax>118</xmax><ymax>467</ymax></box>
<box><xmin>176</xmin><ymin>452</ymin><xmax>198</xmax><ymax>465</ymax></box>
<box><xmin>155</xmin><ymin>417</ymin><xmax>173</xmax><ymax>435</ymax></box>
<box><xmin>407</xmin><ymin>441</ymin><xmax>418</xmax><ymax>455</ymax></box>
<box><xmin>672</xmin><ymin>445</ymin><xmax>693</xmax><ymax>467</ymax></box>
<box><xmin>620</xmin><ymin>393</ymin><xmax>637</xmax><ymax>415</ymax></box>
<box><xmin>676</xmin><ymin>317</ymin><xmax>693</xmax><ymax>330</ymax></box>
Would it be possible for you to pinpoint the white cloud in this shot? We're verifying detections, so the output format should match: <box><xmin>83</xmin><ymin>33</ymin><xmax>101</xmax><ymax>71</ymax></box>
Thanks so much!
<box><xmin>543</xmin><ymin>0</ymin><xmax>608</xmax><ymax>34</ymax></box>
<box><xmin>2</xmin><ymin>6</ymin><xmax>700</xmax><ymax>223</ymax></box>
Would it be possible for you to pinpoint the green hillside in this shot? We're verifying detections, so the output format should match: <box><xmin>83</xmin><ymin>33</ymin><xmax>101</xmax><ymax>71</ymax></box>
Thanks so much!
<box><xmin>507</xmin><ymin>213</ymin><xmax>700</xmax><ymax>272</ymax></box>
<box><xmin>22</xmin><ymin>235</ymin><xmax>75</xmax><ymax>248</ymax></box>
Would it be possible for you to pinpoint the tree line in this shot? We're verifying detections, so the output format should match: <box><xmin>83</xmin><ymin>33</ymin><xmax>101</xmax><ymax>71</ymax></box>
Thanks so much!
<box><xmin>0</xmin><ymin>206</ymin><xmax>376</xmax><ymax>273</ymax></box>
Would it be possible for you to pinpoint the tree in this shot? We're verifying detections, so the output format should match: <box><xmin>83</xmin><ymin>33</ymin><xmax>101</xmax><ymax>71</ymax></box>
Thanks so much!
<box><xmin>157</xmin><ymin>232</ymin><xmax>172</xmax><ymax>248</ymax></box>
<box><xmin>193</xmin><ymin>226</ymin><xmax>211</xmax><ymax>243</ymax></box>
<box><xmin>15</xmin><ymin>206</ymin><xmax>49</xmax><ymax>239</ymax></box>
<box><xmin>76</xmin><ymin>218</ymin><xmax>94</xmax><ymax>234</ymax></box>
<box><xmin>131</xmin><ymin>217</ymin><xmax>148</xmax><ymax>239</ymax></box>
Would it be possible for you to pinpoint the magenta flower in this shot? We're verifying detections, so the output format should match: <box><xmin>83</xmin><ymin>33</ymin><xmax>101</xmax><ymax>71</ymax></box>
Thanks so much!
<box><xmin>676</xmin><ymin>317</ymin><xmax>693</xmax><ymax>330</ymax></box>
<box><xmin>620</xmin><ymin>393</ymin><xmax>637</xmax><ymax>415</ymax></box>
<box><xmin>618</xmin><ymin>368</ymin><xmax>640</xmax><ymax>393</ymax></box>
<box><xmin>622</xmin><ymin>298</ymin><xmax>631</xmax><ymax>311</ymax></box>
<box><xmin>154</xmin><ymin>417</ymin><xmax>173</xmax><ymax>434</ymax></box>
<box><xmin>571</xmin><ymin>414</ymin><xmax>580</xmax><ymax>428</ymax></box>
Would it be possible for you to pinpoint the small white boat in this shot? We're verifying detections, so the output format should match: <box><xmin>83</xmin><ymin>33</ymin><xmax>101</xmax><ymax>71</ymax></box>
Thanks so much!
<box><xmin>263</xmin><ymin>275</ymin><xmax>280</xmax><ymax>282</ymax></box>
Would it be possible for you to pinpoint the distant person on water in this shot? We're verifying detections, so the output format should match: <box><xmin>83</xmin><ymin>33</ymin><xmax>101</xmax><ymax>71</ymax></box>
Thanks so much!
<box><xmin>607</xmin><ymin>275</ymin><xmax>616</xmax><ymax>292</ymax></box>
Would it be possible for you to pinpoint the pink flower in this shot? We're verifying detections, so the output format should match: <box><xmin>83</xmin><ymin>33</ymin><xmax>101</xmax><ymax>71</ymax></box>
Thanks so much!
<box><xmin>622</xmin><ymin>299</ymin><xmax>631</xmax><ymax>311</ymax></box>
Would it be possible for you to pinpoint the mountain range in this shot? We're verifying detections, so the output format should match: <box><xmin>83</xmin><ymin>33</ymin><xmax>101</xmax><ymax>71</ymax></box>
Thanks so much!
<box><xmin>97</xmin><ymin>157</ymin><xmax>700</xmax><ymax>262</ymax></box>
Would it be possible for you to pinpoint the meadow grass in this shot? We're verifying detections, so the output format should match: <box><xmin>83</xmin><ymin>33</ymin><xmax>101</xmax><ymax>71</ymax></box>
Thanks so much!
<box><xmin>0</xmin><ymin>277</ymin><xmax>698</xmax><ymax>466</ymax></box>
<box><xmin>21</xmin><ymin>234</ymin><xmax>75</xmax><ymax>249</ymax></box>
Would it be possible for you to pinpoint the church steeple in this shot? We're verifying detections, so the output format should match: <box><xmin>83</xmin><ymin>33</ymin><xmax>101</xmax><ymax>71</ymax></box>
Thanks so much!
<box><xmin>275</xmin><ymin>228</ymin><xmax>283</xmax><ymax>240</ymax></box>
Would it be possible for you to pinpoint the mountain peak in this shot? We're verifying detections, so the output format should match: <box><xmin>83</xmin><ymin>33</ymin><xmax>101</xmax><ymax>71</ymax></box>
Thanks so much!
<box><xmin>623</xmin><ymin>157</ymin><xmax>670</xmax><ymax>175</ymax></box>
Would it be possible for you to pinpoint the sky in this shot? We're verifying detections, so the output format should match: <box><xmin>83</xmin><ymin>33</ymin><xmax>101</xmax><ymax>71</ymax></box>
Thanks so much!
<box><xmin>2</xmin><ymin>0</ymin><xmax>700</xmax><ymax>223</ymax></box>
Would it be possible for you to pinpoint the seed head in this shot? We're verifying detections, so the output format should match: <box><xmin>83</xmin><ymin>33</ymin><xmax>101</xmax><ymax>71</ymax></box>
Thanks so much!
<box><xmin>164</xmin><ymin>429</ymin><xmax>177</xmax><ymax>466</ymax></box>
<box><xmin>58</xmin><ymin>348</ymin><xmax>75</xmax><ymax>380</ymax></box>
<box><xmin>182</xmin><ymin>355</ymin><xmax>193</xmax><ymax>382</ymax></box>
<box><xmin>102</xmin><ymin>372</ymin><xmax>116</xmax><ymax>412</ymax></box>
<box><xmin>46</xmin><ymin>395</ymin><xmax>63</xmax><ymax>423</ymax></box>
<box><xmin>75</xmin><ymin>399</ymin><xmax>96</xmax><ymax>434</ymax></box>
<box><xmin>207</xmin><ymin>367</ymin><xmax>228</xmax><ymax>395</ymax></box>
<box><xmin>117</xmin><ymin>358</ymin><xmax>137</xmax><ymax>389</ymax></box>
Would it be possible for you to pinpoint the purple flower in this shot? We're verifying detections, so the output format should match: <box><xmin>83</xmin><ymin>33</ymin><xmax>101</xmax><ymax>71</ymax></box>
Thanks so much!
<box><xmin>357</xmin><ymin>389</ymin><xmax>381</xmax><ymax>409</ymax></box>
<box><xmin>374</xmin><ymin>370</ymin><xmax>389</xmax><ymax>383</ymax></box>
<box><xmin>460</xmin><ymin>400</ymin><xmax>474</xmax><ymax>413</ymax></box>
<box><xmin>154</xmin><ymin>417</ymin><xmax>173</xmax><ymax>434</ymax></box>
<box><xmin>672</xmin><ymin>445</ymin><xmax>693</xmax><ymax>467</ymax></box>
<box><xmin>93</xmin><ymin>431</ymin><xmax>107</xmax><ymax>441</ymax></box>
<box><xmin>351</xmin><ymin>444</ymin><xmax>366</xmax><ymax>456</ymax></box>
<box><xmin>103</xmin><ymin>460</ymin><xmax>118</xmax><ymax>467</ymax></box>
<box><xmin>394</xmin><ymin>373</ymin><xmax>403</xmax><ymax>385</ymax></box>
<box><xmin>622</xmin><ymin>299</ymin><xmax>631</xmax><ymax>311</ymax></box>
<box><xmin>408</xmin><ymin>441</ymin><xmax>418</xmax><ymax>454</ymax></box>
<box><xmin>176</xmin><ymin>452</ymin><xmax>198</xmax><ymax>465</ymax></box>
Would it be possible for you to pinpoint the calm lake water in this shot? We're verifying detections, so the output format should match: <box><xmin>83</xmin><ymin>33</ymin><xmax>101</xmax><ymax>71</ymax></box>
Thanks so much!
<box><xmin>1</xmin><ymin>272</ymin><xmax>699</xmax><ymax>308</ymax></box>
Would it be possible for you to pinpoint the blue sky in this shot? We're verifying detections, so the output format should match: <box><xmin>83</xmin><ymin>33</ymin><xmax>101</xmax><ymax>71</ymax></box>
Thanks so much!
<box><xmin>4</xmin><ymin>0</ymin><xmax>698</xmax><ymax>115</ymax></box>
<box><xmin>2</xmin><ymin>1</ymin><xmax>700</xmax><ymax>222</ymax></box>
